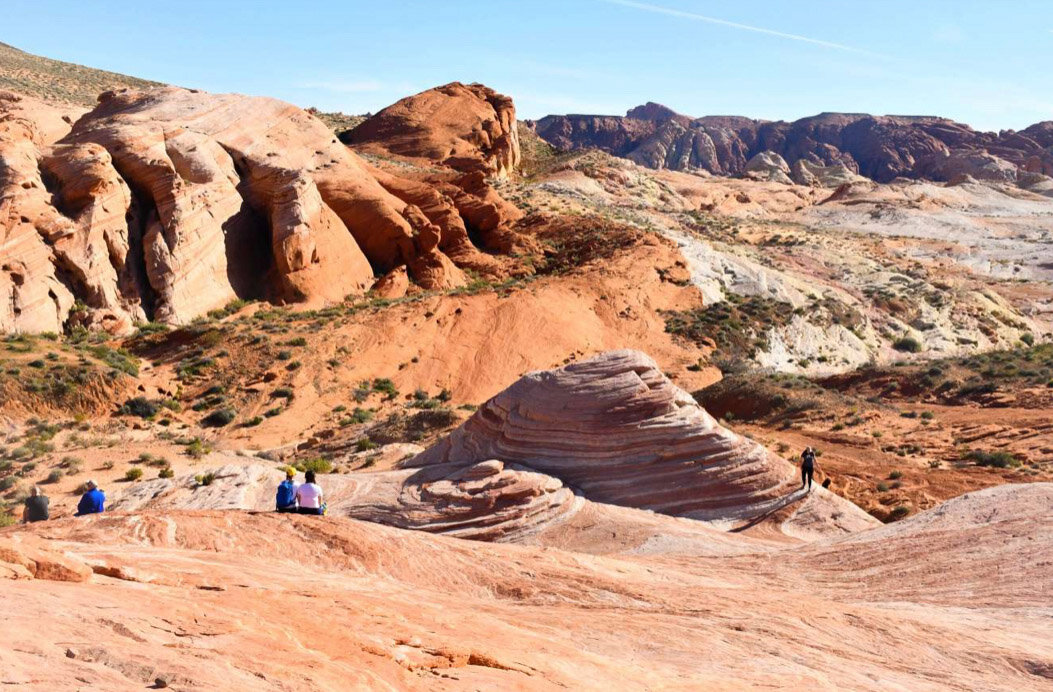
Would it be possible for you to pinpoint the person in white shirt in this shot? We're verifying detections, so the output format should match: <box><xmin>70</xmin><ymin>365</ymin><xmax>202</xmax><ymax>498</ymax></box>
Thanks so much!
<box><xmin>295</xmin><ymin>470</ymin><xmax>325</xmax><ymax>515</ymax></box>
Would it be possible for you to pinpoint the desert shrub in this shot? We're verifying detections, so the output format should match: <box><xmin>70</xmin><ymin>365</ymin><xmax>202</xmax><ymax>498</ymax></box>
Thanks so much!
<box><xmin>120</xmin><ymin>397</ymin><xmax>159</xmax><ymax>418</ymax></box>
<box><xmin>286</xmin><ymin>337</ymin><xmax>308</xmax><ymax>347</ymax></box>
<box><xmin>888</xmin><ymin>470</ymin><xmax>903</xmax><ymax>480</ymax></box>
<box><xmin>203</xmin><ymin>408</ymin><xmax>237</xmax><ymax>427</ymax></box>
<box><xmin>892</xmin><ymin>337</ymin><xmax>922</xmax><ymax>353</ymax></box>
<box><xmin>158</xmin><ymin>467</ymin><xmax>175</xmax><ymax>479</ymax></box>
<box><xmin>124</xmin><ymin>467</ymin><xmax>143</xmax><ymax>481</ymax></box>
<box><xmin>351</xmin><ymin>407</ymin><xmax>373</xmax><ymax>423</ymax></box>
<box><xmin>276</xmin><ymin>350</ymin><xmax>293</xmax><ymax>361</ymax></box>
<box><xmin>185</xmin><ymin>438</ymin><xmax>212</xmax><ymax>459</ymax></box>
<box><xmin>44</xmin><ymin>469</ymin><xmax>63</xmax><ymax>484</ymax></box>
<box><xmin>332</xmin><ymin>405</ymin><xmax>347</xmax><ymax>413</ymax></box>
<box><xmin>271</xmin><ymin>387</ymin><xmax>293</xmax><ymax>399</ymax></box>
<box><xmin>296</xmin><ymin>457</ymin><xmax>333</xmax><ymax>474</ymax></box>
<box><xmin>889</xmin><ymin>505</ymin><xmax>911</xmax><ymax>520</ymax></box>
<box><xmin>286</xmin><ymin>361</ymin><xmax>301</xmax><ymax>371</ymax></box>
<box><xmin>920</xmin><ymin>411</ymin><xmax>934</xmax><ymax>420</ymax></box>
<box><xmin>0</xmin><ymin>477</ymin><xmax>16</xmax><ymax>492</ymax></box>
<box><xmin>242</xmin><ymin>416</ymin><xmax>264</xmax><ymax>427</ymax></box>
<box><xmin>195</xmin><ymin>472</ymin><xmax>216</xmax><ymax>486</ymax></box>
<box><xmin>264</xmin><ymin>407</ymin><xmax>283</xmax><ymax>417</ymax></box>
<box><xmin>137</xmin><ymin>452</ymin><xmax>153</xmax><ymax>464</ymax></box>
<box><xmin>372</xmin><ymin>378</ymin><xmax>398</xmax><ymax>399</ymax></box>
<box><xmin>964</xmin><ymin>449</ymin><xmax>1021</xmax><ymax>468</ymax></box>
<box><xmin>876</xmin><ymin>482</ymin><xmax>890</xmax><ymax>492</ymax></box>
<box><xmin>355</xmin><ymin>438</ymin><xmax>377</xmax><ymax>452</ymax></box>
<box><xmin>1020</xmin><ymin>333</ymin><xmax>1034</xmax><ymax>346</ymax></box>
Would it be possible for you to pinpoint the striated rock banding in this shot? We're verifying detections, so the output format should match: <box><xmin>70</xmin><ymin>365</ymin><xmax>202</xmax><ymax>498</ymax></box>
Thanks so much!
<box><xmin>411</xmin><ymin>349</ymin><xmax>875</xmax><ymax>529</ymax></box>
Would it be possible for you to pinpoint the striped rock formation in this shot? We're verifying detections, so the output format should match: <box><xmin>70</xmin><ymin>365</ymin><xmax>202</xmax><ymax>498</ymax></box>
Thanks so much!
<box><xmin>411</xmin><ymin>349</ymin><xmax>875</xmax><ymax>530</ymax></box>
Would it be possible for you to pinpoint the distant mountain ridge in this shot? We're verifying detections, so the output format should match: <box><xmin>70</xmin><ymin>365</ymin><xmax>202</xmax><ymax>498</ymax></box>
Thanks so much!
<box><xmin>530</xmin><ymin>104</ymin><xmax>1053</xmax><ymax>184</ymax></box>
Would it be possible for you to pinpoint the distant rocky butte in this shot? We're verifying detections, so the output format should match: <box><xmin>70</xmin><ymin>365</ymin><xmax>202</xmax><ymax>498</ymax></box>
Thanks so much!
<box><xmin>531</xmin><ymin>104</ymin><xmax>1053</xmax><ymax>185</ymax></box>
<box><xmin>0</xmin><ymin>83</ymin><xmax>524</xmax><ymax>334</ymax></box>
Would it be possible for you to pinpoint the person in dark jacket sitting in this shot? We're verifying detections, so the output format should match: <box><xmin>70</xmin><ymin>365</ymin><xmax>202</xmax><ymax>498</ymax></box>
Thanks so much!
<box><xmin>22</xmin><ymin>486</ymin><xmax>49</xmax><ymax>523</ymax></box>
<box><xmin>75</xmin><ymin>480</ymin><xmax>105</xmax><ymax>516</ymax></box>
<box><xmin>275</xmin><ymin>468</ymin><xmax>299</xmax><ymax>513</ymax></box>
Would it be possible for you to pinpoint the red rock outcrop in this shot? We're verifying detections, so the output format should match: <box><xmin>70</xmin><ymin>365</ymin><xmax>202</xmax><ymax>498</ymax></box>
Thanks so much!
<box><xmin>348</xmin><ymin>82</ymin><xmax>521</xmax><ymax>178</ymax></box>
<box><xmin>532</xmin><ymin>105</ymin><xmax>1053</xmax><ymax>184</ymax></box>
<box><xmin>2</xmin><ymin>85</ymin><xmax>532</xmax><ymax>332</ymax></box>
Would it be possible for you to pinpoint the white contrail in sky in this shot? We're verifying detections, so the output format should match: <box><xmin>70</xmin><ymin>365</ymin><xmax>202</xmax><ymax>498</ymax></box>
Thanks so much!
<box><xmin>600</xmin><ymin>0</ymin><xmax>880</xmax><ymax>55</ymax></box>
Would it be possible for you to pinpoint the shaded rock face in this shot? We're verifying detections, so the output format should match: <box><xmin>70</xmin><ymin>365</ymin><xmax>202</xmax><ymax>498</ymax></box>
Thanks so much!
<box><xmin>412</xmin><ymin>349</ymin><xmax>870</xmax><ymax>525</ymax></box>
<box><xmin>532</xmin><ymin>106</ymin><xmax>1053</xmax><ymax>184</ymax></box>
<box><xmin>347</xmin><ymin>82</ymin><xmax>521</xmax><ymax>178</ymax></box>
<box><xmin>1</xmin><ymin>86</ymin><xmax>524</xmax><ymax>333</ymax></box>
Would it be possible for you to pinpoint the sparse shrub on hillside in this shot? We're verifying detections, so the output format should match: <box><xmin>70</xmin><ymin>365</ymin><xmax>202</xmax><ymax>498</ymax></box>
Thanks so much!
<box><xmin>124</xmin><ymin>467</ymin><xmax>143</xmax><ymax>481</ymax></box>
<box><xmin>44</xmin><ymin>469</ymin><xmax>63</xmax><ymax>484</ymax></box>
<box><xmin>296</xmin><ymin>457</ymin><xmax>333</xmax><ymax>474</ymax></box>
<box><xmin>158</xmin><ymin>467</ymin><xmax>175</xmax><ymax>479</ymax></box>
<box><xmin>271</xmin><ymin>387</ymin><xmax>294</xmax><ymax>399</ymax></box>
<box><xmin>888</xmin><ymin>470</ymin><xmax>903</xmax><ymax>480</ymax></box>
<box><xmin>1020</xmin><ymin>333</ymin><xmax>1034</xmax><ymax>346</ymax></box>
<box><xmin>203</xmin><ymin>408</ymin><xmax>237</xmax><ymax>427</ymax></box>
<box><xmin>355</xmin><ymin>438</ymin><xmax>377</xmax><ymax>452</ymax></box>
<box><xmin>195</xmin><ymin>472</ymin><xmax>216</xmax><ymax>486</ymax></box>
<box><xmin>185</xmin><ymin>437</ymin><xmax>212</xmax><ymax>459</ymax></box>
<box><xmin>963</xmin><ymin>449</ymin><xmax>1021</xmax><ymax>468</ymax></box>
<box><xmin>372</xmin><ymin>378</ymin><xmax>398</xmax><ymax>400</ymax></box>
<box><xmin>242</xmin><ymin>416</ymin><xmax>264</xmax><ymax>427</ymax></box>
<box><xmin>889</xmin><ymin>505</ymin><xmax>911</xmax><ymax>520</ymax></box>
<box><xmin>276</xmin><ymin>350</ymin><xmax>293</xmax><ymax>361</ymax></box>
<box><xmin>892</xmin><ymin>337</ymin><xmax>922</xmax><ymax>353</ymax></box>
<box><xmin>351</xmin><ymin>407</ymin><xmax>374</xmax><ymax>424</ymax></box>
<box><xmin>264</xmin><ymin>407</ymin><xmax>283</xmax><ymax>417</ymax></box>
<box><xmin>120</xmin><ymin>397</ymin><xmax>159</xmax><ymax>418</ymax></box>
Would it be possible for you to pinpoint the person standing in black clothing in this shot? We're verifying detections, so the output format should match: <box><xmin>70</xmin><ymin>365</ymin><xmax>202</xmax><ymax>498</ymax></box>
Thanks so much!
<box><xmin>800</xmin><ymin>447</ymin><xmax>817</xmax><ymax>491</ymax></box>
<box><xmin>22</xmin><ymin>486</ymin><xmax>49</xmax><ymax>523</ymax></box>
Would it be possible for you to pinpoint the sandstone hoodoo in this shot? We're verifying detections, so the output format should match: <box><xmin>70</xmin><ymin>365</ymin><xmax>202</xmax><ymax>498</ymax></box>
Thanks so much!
<box><xmin>1</xmin><ymin>84</ymin><xmax>527</xmax><ymax>334</ymax></box>
<box><xmin>532</xmin><ymin>106</ymin><xmax>1053</xmax><ymax>185</ymax></box>
<box><xmin>412</xmin><ymin>349</ymin><xmax>875</xmax><ymax>534</ymax></box>
<box><xmin>346</xmin><ymin>81</ymin><xmax>521</xmax><ymax>178</ymax></box>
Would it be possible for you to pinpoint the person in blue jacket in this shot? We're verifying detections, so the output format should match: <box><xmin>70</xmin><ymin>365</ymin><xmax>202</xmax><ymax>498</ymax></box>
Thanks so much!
<box><xmin>75</xmin><ymin>479</ymin><xmax>105</xmax><ymax>516</ymax></box>
<box><xmin>275</xmin><ymin>468</ymin><xmax>298</xmax><ymax>513</ymax></box>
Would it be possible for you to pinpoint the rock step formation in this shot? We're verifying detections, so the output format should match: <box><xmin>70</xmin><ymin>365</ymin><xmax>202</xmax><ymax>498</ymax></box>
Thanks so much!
<box><xmin>1</xmin><ymin>84</ymin><xmax>525</xmax><ymax>333</ymax></box>
<box><xmin>532</xmin><ymin>106</ymin><xmax>1053</xmax><ymax>184</ymax></box>
<box><xmin>411</xmin><ymin>349</ymin><xmax>875</xmax><ymax>529</ymax></box>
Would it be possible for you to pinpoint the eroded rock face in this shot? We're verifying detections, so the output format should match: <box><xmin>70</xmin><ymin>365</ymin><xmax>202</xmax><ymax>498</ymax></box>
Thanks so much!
<box><xmin>348</xmin><ymin>82</ymin><xmax>521</xmax><ymax>178</ymax></box>
<box><xmin>2</xmin><ymin>85</ymin><xmax>527</xmax><ymax>332</ymax></box>
<box><xmin>532</xmin><ymin>105</ymin><xmax>1053</xmax><ymax>185</ymax></box>
<box><xmin>744</xmin><ymin>151</ymin><xmax>792</xmax><ymax>184</ymax></box>
<box><xmin>411</xmin><ymin>349</ymin><xmax>873</xmax><ymax>526</ymax></box>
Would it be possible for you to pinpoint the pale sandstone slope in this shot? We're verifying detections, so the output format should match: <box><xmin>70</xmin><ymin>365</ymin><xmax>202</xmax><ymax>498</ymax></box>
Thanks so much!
<box><xmin>0</xmin><ymin>483</ymin><xmax>1050</xmax><ymax>690</ymax></box>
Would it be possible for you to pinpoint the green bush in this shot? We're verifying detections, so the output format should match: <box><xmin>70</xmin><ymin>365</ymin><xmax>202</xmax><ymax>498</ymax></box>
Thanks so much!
<box><xmin>44</xmin><ymin>469</ymin><xmax>63</xmax><ymax>484</ymax></box>
<box><xmin>203</xmin><ymin>408</ymin><xmax>237</xmax><ymax>427</ymax></box>
<box><xmin>124</xmin><ymin>467</ymin><xmax>143</xmax><ymax>481</ymax></box>
<box><xmin>195</xmin><ymin>472</ymin><xmax>216</xmax><ymax>486</ymax></box>
<box><xmin>120</xmin><ymin>397</ymin><xmax>159</xmax><ymax>418</ymax></box>
<box><xmin>888</xmin><ymin>470</ymin><xmax>903</xmax><ymax>480</ymax></box>
<box><xmin>372</xmin><ymin>378</ymin><xmax>398</xmax><ymax>399</ymax></box>
<box><xmin>892</xmin><ymin>337</ymin><xmax>923</xmax><ymax>353</ymax></box>
<box><xmin>889</xmin><ymin>505</ymin><xmax>911</xmax><ymax>520</ymax></box>
<box><xmin>297</xmin><ymin>457</ymin><xmax>333</xmax><ymax>474</ymax></box>
<box><xmin>876</xmin><ymin>482</ymin><xmax>890</xmax><ymax>492</ymax></box>
<box><xmin>158</xmin><ymin>467</ymin><xmax>175</xmax><ymax>479</ymax></box>
<box><xmin>964</xmin><ymin>449</ymin><xmax>1021</xmax><ymax>468</ymax></box>
<box><xmin>242</xmin><ymin>416</ymin><xmax>264</xmax><ymax>427</ymax></box>
<box><xmin>355</xmin><ymin>437</ymin><xmax>377</xmax><ymax>452</ymax></box>
<box><xmin>185</xmin><ymin>438</ymin><xmax>212</xmax><ymax>459</ymax></box>
<box><xmin>271</xmin><ymin>387</ymin><xmax>294</xmax><ymax>399</ymax></box>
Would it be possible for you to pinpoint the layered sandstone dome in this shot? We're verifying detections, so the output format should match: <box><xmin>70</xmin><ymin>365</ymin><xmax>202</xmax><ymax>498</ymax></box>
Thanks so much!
<box><xmin>1</xmin><ymin>84</ymin><xmax>524</xmax><ymax>334</ymax></box>
<box><xmin>412</xmin><ymin>350</ymin><xmax>875</xmax><ymax>531</ymax></box>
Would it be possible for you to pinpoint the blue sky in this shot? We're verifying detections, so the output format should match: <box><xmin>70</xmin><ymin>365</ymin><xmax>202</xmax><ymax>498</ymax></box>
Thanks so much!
<box><xmin>5</xmin><ymin>0</ymin><xmax>1053</xmax><ymax>131</ymax></box>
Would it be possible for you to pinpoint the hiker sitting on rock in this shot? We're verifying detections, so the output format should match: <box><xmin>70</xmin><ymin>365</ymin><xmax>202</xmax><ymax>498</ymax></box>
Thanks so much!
<box><xmin>22</xmin><ymin>486</ymin><xmax>49</xmax><ymax>523</ymax></box>
<box><xmin>74</xmin><ymin>480</ymin><xmax>105</xmax><ymax>516</ymax></box>
<box><xmin>800</xmin><ymin>447</ymin><xmax>818</xmax><ymax>491</ymax></box>
<box><xmin>275</xmin><ymin>468</ymin><xmax>299</xmax><ymax>513</ymax></box>
<box><xmin>295</xmin><ymin>470</ymin><xmax>325</xmax><ymax>516</ymax></box>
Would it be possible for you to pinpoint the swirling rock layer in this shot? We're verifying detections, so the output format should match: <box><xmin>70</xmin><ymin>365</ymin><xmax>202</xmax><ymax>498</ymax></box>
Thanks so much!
<box><xmin>412</xmin><ymin>349</ymin><xmax>874</xmax><ymax>528</ymax></box>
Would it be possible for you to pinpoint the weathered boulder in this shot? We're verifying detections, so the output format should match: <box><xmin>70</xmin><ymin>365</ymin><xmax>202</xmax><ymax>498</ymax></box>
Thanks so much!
<box><xmin>743</xmin><ymin>151</ymin><xmax>793</xmax><ymax>184</ymax></box>
<box><xmin>348</xmin><ymin>82</ymin><xmax>521</xmax><ymax>178</ymax></box>
<box><xmin>791</xmin><ymin>158</ymin><xmax>869</xmax><ymax>187</ymax></box>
